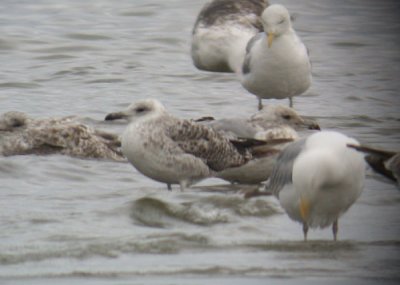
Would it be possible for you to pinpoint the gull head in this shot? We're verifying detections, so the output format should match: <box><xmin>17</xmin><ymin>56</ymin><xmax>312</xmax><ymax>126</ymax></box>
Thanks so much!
<box><xmin>0</xmin><ymin>111</ymin><xmax>29</xmax><ymax>131</ymax></box>
<box><xmin>250</xmin><ymin>105</ymin><xmax>320</xmax><ymax>131</ymax></box>
<box><xmin>105</xmin><ymin>99</ymin><xmax>167</xmax><ymax>123</ymax></box>
<box><xmin>261</xmin><ymin>4</ymin><xmax>292</xmax><ymax>48</ymax></box>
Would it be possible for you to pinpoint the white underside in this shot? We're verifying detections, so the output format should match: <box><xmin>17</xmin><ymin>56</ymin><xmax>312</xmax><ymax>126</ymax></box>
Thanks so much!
<box><xmin>241</xmin><ymin>33</ymin><xmax>312</xmax><ymax>100</ymax></box>
<box><xmin>192</xmin><ymin>24</ymin><xmax>258</xmax><ymax>73</ymax></box>
<box><xmin>278</xmin><ymin>133</ymin><xmax>365</xmax><ymax>229</ymax></box>
<box><xmin>121</xmin><ymin>122</ymin><xmax>210</xmax><ymax>187</ymax></box>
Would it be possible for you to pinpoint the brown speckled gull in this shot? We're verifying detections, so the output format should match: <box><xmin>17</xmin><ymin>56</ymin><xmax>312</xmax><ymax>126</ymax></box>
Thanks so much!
<box><xmin>105</xmin><ymin>99</ymin><xmax>268</xmax><ymax>191</ymax></box>
<box><xmin>0</xmin><ymin>111</ymin><xmax>124</xmax><ymax>161</ymax></box>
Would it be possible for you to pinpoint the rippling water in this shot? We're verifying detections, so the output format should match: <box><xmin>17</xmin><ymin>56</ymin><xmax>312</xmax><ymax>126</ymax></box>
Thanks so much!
<box><xmin>1</xmin><ymin>0</ymin><xmax>400</xmax><ymax>284</ymax></box>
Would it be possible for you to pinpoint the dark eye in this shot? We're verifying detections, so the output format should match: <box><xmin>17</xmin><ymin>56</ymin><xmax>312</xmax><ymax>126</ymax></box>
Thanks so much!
<box><xmin>136</xmin><ymin>107</ymin><xmax>146</xmax><ymax>113</ymax></box>
<box><xmin>11</xmin><ymin>119</ymin><xmax>25</xmax><ymax>127</ymax></box>
<box><xmin>278</xmin><ymin>19</ymin><xmax>285</xmax><ymax>24</ymax></box>
<box><xmin>282</xmin><ymin>115</ymin><xmax>291</xmax><ymax>120</ymax></box>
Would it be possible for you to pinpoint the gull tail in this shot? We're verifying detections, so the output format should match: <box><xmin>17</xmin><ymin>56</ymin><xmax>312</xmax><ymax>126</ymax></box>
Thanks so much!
<box><xmin>348</xmin><ymin>144</ymin><xmax>397</xmax><ymax>182</ymax></box>
<box><xmin>232</xmin><ymin>137</ymin><xmax>295</xmax><ymax>159</ymax></box>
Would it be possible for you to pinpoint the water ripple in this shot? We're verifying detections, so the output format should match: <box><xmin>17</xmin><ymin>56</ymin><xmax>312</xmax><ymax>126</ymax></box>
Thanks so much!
<box><xmin>29</xmin><ymin>45</ymin><xmax>99</xmax><ymax>53</ymax></box>
<box><xmin>130</xmin><ymin>196</ymin><xmax>230</xmax><ymax>227</ymax></box>
<box><xmin>0</xmin><ymin>82</ymin><xmax>41</xmax><ymax>89</ymax></box>
<box><xmin>65</xmin><ymin>33</ymin><xmax>113</xmax><ymax>41</ymax></box>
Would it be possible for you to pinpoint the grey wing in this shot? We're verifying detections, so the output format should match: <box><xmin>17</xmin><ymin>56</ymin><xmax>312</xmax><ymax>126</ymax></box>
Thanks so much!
<box><xmin>242</xmin><ymin>33</ymin><xmax>263</xmax><ymax>75</ymax></box>
<box><xmin>267</xmin><ymin>138</ymin><xmax>307</xmax><ymax>197</ymax></box>
<box><xmin>208</xmin><ymin>117</ymin><xmax>260</xmax><ymax>139</ymax></box>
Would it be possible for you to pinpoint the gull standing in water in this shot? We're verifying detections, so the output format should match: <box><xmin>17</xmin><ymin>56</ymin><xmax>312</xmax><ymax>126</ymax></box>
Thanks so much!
<box><xmin>241</xmin><ymin>4</ymin><xmax>312</xmax><ymax>110</ymax></box>
<box><xmin>263</xmin><ymin>131</ymin><xmax>365</xmax><ymax>241</ymax></box>
<box><xmin>191</xmin><ymin>0</ymin><xmax>269</xmax><ymax>73</ymax></box>
<box><xmin>105</xmin><ymin>99</ymin><xmax>268</xmax><ymax>191</ymax></box>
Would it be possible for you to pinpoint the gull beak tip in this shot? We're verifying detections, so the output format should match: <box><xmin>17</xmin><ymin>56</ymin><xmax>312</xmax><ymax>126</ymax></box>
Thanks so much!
<box><xmin>267</xmin><ymin>33</ymin><xmax>275</xmax><ymax>48</ymax></box>
<box><xmin>105</xmin><ymin>112</ymin><xmax>124</xmax><ymax>121</ymax></box>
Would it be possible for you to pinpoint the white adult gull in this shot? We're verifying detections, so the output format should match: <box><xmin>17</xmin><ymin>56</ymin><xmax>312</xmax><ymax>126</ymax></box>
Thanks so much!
<box><xmin>105</xmin><ymin>99</ymin><xmax>269</xmax><ymax>191</ymax></box>
<box><xmin>0</xmin><ymin>111</ymin><xmax>124</xmax><ymax>161</ymax></box>
<box><xmin>254</xmin><ymin>131</ymin><xmax>366</xmax><ymax>241</ymax></box>
<box><xmin>191</xmin><ymin>0</ymin><xmax>269</xmax><ymax>73</ymax></box>
<box><xmin>241</xmin><ymin>4</ymin><xmax>312</xmax><ymax>110</ymax></box>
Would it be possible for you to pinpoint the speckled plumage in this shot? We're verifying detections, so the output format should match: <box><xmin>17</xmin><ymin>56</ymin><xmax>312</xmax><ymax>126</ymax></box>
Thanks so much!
<box><xmin>105</xmin><ymin>99</ymin><xmax>264</xmax><ymax>190</ymax></box>
<box><xmin>0</xmin><ymin>111</ymin><xmax>124</xmax><ymax>161</ymax></box>
<box><xmin>168</xmin><ymin>119</ymin><xmax>251</xmax><ymax>171</ymax></box>
<box><xmin>193</xmin><ymin>0</ymin><xmax>267</xmax><ymax>29</ymax></box>
<box><xmin>191</xmin><ymin>0</ymin><xmax>269</xmax><ymax>73</ymax></box>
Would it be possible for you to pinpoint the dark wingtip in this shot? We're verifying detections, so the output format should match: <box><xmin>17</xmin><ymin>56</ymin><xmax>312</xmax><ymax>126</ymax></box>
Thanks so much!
<box><xmin>347</xmin><ymin>144</ymin><xmax>396</xmax><ymax>182</ymax></box>
<box><xmin>365</xmin><ymin>154</ymin><xmax>396</xmax><ymax>182</ymax></box>
<box><xmin>347</xmin><ymin>144</ymin><xmax>395</xmax><ymax>158</ymax></box>
<box><xmin>231</xmin><ymin>137</ymin><xmax>268</xmax><ymax>148</ymax></box>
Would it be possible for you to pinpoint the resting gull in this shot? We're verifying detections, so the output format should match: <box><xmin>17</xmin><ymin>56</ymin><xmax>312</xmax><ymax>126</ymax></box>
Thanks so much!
<box><xmin>191</xmin><ymin>0</ymin><xmax>269</xmax><ymax>73</ymax></box>
<box><xmin>241</xmin><ymin>4</ymin><xmax>312</xmax><ymax>109</ymax></box>
<box><xmin>250</xmin><ymin>131</ymin><xmax>366</xmax><ymax>241</ymax></box>
<box><xmin>348</xmin><ymin>144</ymin><xmax>400</xmax><ymax>187</ymax></box>
<box><xmin>196</xmin><ymin>104</ymin><xmax>320</xmax><ymax>184</ymax></box>
<box><xmin>105</xmin><ymin>99</ymin><xmax>270</xmax><ymax>191</ymax></box>
<box><xmin>198</xmin><ymin>104</ymin><xmax>320</xmax><ymax>139</ymax></box>
<box><xmin>0</xmin><ymin>111</ymin><xmax>124</xmax><ymax>161</ymax></box>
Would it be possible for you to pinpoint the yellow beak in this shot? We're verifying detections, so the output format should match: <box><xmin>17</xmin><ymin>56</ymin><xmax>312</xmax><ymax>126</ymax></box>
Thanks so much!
<box><xmin>267</xmin><ymin>33</ymin><xmax>275</xmax><ymax>48</ymax></box>
<box><xmin>299</xmin><ymin>197</ymin><xmax>310</xmax><ymax>221</ymax></box>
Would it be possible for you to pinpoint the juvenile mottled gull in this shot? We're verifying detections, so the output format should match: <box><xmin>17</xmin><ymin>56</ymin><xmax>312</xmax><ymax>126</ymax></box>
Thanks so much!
<box><xmin>348</xmin><ymin>144</ymin><xmax>400</xmax><ymax>187</ymax></box>
<box><xmin>0</xmin><ymin>111</ymin><xmax>124</xmax><ymax>161</ymax></box>
<box><xmin>241</xmin><ymin>4</ymin><xmax>312</xmax><ymax>109</ymax></box>
<box><xmin>105</xmin><ymin>99</ymin><xmax>268</xmax><ymax>191</ymax></box>
<box><xmin>191</xmin><ymin>0</ymin><xmax>269</xmax><ymax>73</ymax></box>
<box><xmin>264</xmin><ymin>131</ymin><xmax>365</xmax><ymax>241</ymax></box>
<box><xmin>196</xmin><ymin>104</ymin><xmax>320</xmax><ymax>184</ymax></box>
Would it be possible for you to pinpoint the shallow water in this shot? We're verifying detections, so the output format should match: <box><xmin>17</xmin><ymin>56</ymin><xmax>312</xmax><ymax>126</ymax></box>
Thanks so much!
<box><xmin>1</xmin><ymin>0</ymin><xmax>400</xmax><ymax>284</ymax></box>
